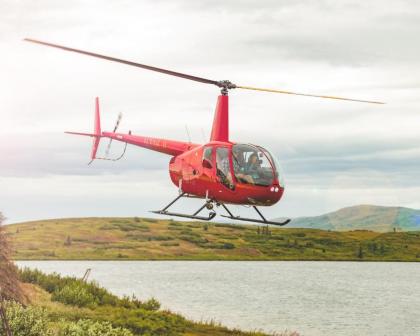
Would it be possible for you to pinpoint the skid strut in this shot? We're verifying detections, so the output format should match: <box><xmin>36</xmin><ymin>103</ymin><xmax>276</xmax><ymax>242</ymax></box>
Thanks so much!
<box><xmin>220</xmin><ymin>204</ymin><xmax>290</xmax><ymax>226</ymax></box>
<box><xmin>151</xmin><ymin>193</ymin><xmax>216</xmax><ymax>221</ymax></box>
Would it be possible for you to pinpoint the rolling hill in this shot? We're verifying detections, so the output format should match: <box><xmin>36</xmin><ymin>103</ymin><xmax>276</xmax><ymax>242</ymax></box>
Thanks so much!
<box><xmin>286</xmin><ymin>205</ymin><xmax>420</xmax><ymax>232</ymax></box>
<box><xmin>5</xmin><ymin>217</ymin><xmax>420</xmax><ymax>261</ymax></box>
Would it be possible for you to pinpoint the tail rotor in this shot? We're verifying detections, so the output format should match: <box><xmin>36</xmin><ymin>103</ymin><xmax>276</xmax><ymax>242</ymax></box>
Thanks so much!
<box><xmin>105</xmin><ymin>112</ymin><xmax>123</xmax><ymax>157</ymax></box>
<box><xmin>65</xmin><ymin>98</ymin><xmax>128</xmax><ymax>164</ymax></box>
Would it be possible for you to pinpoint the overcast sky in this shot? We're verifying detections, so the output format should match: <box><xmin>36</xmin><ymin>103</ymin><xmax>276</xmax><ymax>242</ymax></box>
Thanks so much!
<box><xmin>1</xmin><ymin>0</ymin><xmax>419</xmax><ymax>223</ymax></box>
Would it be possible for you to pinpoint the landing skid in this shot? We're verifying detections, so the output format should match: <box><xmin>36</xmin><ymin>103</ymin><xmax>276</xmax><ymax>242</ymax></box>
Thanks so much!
<box><xmin>220</xmin><ymin>204</ymin><xmax>290</xmax><ymax>226</ymax></box>
<box><xmin>151</xmin><ymin>193</ymin><xmax>216</xmax><ymax>221</ymax></box>
<box><xmin>151</xmin><ymin>193</ymin><xmax>290</xmax><ymax>226</ymax></box>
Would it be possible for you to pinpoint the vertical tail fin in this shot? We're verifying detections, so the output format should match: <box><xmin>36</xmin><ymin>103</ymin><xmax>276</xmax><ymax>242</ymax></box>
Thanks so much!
<box><xmin>65</xmin><ymin>97</ymin><xmax>102</xmax><ymax>164</ymax></box>
<box><xmin>90</xmin><ymin>97</ymin><xmax>102</xmax><ymax>162</ymax></box>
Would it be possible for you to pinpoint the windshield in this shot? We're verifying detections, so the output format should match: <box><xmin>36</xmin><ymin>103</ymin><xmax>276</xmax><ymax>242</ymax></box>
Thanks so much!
<box><xmin>231</xmin><ymin>144</ymin><xmax>275</xmax><ymax>187</ymax></box>
<box><xmin>257</xmin><ymin>146</ymin><xmax>285</xmax><ymax>188</ymax></box>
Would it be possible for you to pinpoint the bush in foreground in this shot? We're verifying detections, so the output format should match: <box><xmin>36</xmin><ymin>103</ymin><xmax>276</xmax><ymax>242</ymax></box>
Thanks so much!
<box><xmin>19</xmin><ymin>268</ymin><xmax>160</xmax><ymax>310</ymax></box>
<box><xmin>1</xmin><ymin>301</ymin><xmax>51</xmax><ymax>336</ymax></box>
<box><xmin>58</xmin><ymin>319</ymin><xmax>133</xmax><ymax>336</ymax></box>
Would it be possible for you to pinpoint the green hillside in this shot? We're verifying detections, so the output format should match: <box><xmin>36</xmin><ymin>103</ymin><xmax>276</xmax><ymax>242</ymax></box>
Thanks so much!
<box><xmin>287</xmin><ymin>205</ymin><xmax>420</xmax><ymax>232</ymax></box>
<box><xmin>6</xmin><ymin>217</ymin><xmax>420</xmax><ymax>261</ymax></box>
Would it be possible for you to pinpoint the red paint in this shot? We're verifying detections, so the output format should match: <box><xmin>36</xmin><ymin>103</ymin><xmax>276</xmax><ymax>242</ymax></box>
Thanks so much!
<box><xmin>210</xmin><ymin>95</ymin><xmax>229</xmax><ymax>142</ymax></box>
<box><xmin>67</xmin><ymin>95</ymin><xmax>285</xmax><ymax>207</ymax></box>
<box><xmin>91</xmin><ymin>97</ymin><xmax>101</xmax><ymax>160</ymax></box>
<box><xmin>102</xmin><ymin>132</ymin><xmax>199</xmax><ymax>156</ymax></box>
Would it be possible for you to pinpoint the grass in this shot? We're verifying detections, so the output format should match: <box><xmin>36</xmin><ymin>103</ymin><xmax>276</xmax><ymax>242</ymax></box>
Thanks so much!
<box><xmin>6</xmin><ymin>217</ymin><xmax>420</xmax><ymax>261</ymax></box>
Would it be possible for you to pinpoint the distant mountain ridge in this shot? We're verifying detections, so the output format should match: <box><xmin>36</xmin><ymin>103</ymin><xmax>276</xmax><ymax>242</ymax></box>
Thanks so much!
<box><xmin>285</xmin><ymin>205</ymin><xmax>420</xmax><ymax>232</ymax></box>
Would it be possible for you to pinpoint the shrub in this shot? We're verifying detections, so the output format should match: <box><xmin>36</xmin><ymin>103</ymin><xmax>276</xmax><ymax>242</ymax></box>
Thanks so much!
<box><xmin>19</xmin><ymin>268</ymin><xmax>118</xmax><ymax>307</ymax></box>
<box><xmin>179</xmin><ymin>235</ymin><xmax>208</xmax><ymax>245</ymax></box>
<box><xmin>1</xmin><ymin>301</ymin><xmax>52</xmax><ymax>336</ymax></box>
<box><xmin>19</xmin><ymin>268</ymin><xmax>160</xmax><ymax>311</ymax></box>
<box><xmin>147</xmin><ymin>235</ymin><xmax>173</xmax><ymax>241</ymax></box>
<box><xmin>160</xmin><ymin>242</ymin><xmax>180</xmax><ymax>247</ymax></box>
<box><xmin>198</xmin><ymin>242</ymin><xmax>235</xmax><ymax>249</ymax></box>
<box><xmin>214</xmin><ymin>223</ymin><xmax>246</xmax><ymax>230</ymax></box>
<box><xmin>294</xmin><ymin>232</ymin><xmax>306</xmax><ymax>237</ymax></box>
<box><xmin>100</xmin><ymin>221</ymin><xmax>149</xmax><ymax>232</ymax></box>
<box><xmin>141</xmin><ymin>298</ymin><xmax>161</xmax><ymax>311</ymax></box>
<box><xmin>52</xmin><ymin>282</ymin><xmax>97</xmax><ymax>307</ymax></box>
<box><xmin>168</xmin><ymin>221</ymin><xmax>182</xmax><ymax>227</ymax></box>
<box><xmin>58</xmin><ymin>319</ymin><xmax>133</xmax><ymax>336</ymax></box>
<box><xmin>222</xmin><ymin>242</ymin><xmax>235</xmax><ymax>249</ymax></box>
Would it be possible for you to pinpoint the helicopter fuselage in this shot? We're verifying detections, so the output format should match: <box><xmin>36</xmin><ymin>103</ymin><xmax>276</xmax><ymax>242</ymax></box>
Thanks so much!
<box><xmin>169</xmin><ymin>141</ymin><xmax>284</xmax><ymax>206</ymax></box>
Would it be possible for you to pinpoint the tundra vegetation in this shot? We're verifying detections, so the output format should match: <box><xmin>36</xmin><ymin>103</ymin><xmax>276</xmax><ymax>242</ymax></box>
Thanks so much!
<box><xmin>6</xmin><ymin>217</ymin><xmax>420</xmax><ymax>261</ymax></box>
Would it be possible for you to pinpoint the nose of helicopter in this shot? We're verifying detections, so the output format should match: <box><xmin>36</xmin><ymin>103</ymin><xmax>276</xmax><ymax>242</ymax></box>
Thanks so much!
<box><xmin>267</xmin><ymin>184</ymin><xmax>285</xmax><ymax>204</ymax></box>
<box><xmin>246</xmin><ymin>184</ymin><xmax>284</xmax><ymax>206</ymax></box>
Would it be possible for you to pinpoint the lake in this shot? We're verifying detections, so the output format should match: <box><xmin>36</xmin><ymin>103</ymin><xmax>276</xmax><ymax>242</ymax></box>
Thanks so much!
<box><xmin>16</xmin><ymin>261</ymin><xmax>420</xmax><ymax>336</ymax></box>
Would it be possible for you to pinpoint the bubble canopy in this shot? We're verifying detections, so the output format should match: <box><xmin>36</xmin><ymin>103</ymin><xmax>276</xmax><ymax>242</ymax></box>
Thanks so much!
<box><xmin>231</xmin><ymin>144</ymin><xmax>284</xmax><ymax>187</ymax></box>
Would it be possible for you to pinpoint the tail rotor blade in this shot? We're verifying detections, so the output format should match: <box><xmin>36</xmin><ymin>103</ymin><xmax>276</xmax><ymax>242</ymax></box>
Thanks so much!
<box><xmin>113</xmin><ymin>112</ymin><xmax>123</xmax><ymax>132</ymax></box>
<box><xmin>105</xmin><ymin>112</ymin><xmax>123</xmax><ymax>157</ymax></box>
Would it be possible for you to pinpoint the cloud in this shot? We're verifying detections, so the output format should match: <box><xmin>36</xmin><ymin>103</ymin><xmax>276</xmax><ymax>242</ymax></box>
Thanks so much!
<box><xmin>0</xmin><ymin>0</ymin><xmax>419</xmax><ymax>222</ymax></box>
<box><xmin>0</xmin><ymin>133</ymin><xmax>170</xmax><ymax>177</ymax></box>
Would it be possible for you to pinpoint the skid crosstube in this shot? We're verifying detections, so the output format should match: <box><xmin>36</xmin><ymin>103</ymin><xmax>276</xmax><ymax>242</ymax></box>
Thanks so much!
<box><xmin>151</xmin><ymin>193</ymin><xmax>216</xmax><ymax>221</ymax></box>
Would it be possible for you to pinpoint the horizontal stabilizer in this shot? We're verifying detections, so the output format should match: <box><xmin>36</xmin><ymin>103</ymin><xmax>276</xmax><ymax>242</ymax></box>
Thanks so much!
<box><xmin>65</xmin><ymin>131</ymin><xmax>98</xmax><ymax>137</ymax></box>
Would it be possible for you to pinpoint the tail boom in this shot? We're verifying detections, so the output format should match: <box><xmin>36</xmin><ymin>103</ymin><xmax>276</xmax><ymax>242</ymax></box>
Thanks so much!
<box><xmin>102</xmin><ymin>132</ymin><xmax>198</xmax><ymax>156</ymax></box>
<box><xmin>66</xmin><ymin>96</ymin><xmax>197</xmax><ymax>160</ymax></box>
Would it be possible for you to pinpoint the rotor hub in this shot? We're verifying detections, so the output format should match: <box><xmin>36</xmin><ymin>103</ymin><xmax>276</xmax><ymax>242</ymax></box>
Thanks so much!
<box><xmin>216</xmin><ymin>80</ymin><xmax>237</xmax><ymax>95</ymax></box>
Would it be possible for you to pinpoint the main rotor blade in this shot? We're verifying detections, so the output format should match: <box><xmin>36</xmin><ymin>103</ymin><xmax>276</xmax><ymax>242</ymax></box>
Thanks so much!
<box><xmin>236</xmin><ymin>85</ymin><xmax>385</xmax><ymax>104</ymax></box>
<box><xmin>24</xmin><ymin>38</ymin><xmax>219</xmax><ymax>86</ymax></box>
<box><xmin>24</xmin><ymin>38</ymin><xmax>384</xmax><ymax>104</ymax></box>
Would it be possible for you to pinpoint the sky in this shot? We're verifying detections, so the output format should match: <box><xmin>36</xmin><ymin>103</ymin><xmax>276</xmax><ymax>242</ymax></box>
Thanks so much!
<box><xmin>1</xmin><ymin>0</ymin><xmax>419</xmax><ymax>223</ymax></box>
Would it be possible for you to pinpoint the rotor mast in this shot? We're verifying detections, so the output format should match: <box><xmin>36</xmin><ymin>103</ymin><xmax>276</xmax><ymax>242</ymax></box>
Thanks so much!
<box><xmin>209</xmin><ymin>81</ymin><xmax>237</xmax><ymax>142</ymax></box>
<box><xmin>210</xmin><ymin>94</ymin><xmax>229</xmax><ymax>142</ymax></box>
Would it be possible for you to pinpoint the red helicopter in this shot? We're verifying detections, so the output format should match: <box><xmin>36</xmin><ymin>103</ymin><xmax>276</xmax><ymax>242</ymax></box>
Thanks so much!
<box><xmin>24</xmin><ymin>38</ymin><xmax>383</xmax><ymax>226</ymax></box>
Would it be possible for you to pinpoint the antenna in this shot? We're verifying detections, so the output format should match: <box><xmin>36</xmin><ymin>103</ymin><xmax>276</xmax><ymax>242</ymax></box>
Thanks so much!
<box><xmin>185</xmin><ymin>124</ymin><xmax>191</xmax><ymax>143</ymax></box>
<box><xmin>201</xmin><ymin>128</ymin><xmax>207</xmax><ymax>143</ymax></box>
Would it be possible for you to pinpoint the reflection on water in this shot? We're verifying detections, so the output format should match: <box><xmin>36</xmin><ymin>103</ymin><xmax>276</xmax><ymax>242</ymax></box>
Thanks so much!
<box><xmin>17</xmin><ymin>261</ymin><xmax>420</xmax><ymax>336</ymax></box>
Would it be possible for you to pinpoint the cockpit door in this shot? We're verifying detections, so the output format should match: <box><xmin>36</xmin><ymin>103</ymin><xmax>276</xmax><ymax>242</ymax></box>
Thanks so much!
<box><xmin>215</xmin><ymin>147</ymin><xmax>235</xmax><ymax>190</ymax></box>
<box><xmin>201</xmin><ymin>146</ymin><xmax>214</xmax><ymax>178</ymax></box>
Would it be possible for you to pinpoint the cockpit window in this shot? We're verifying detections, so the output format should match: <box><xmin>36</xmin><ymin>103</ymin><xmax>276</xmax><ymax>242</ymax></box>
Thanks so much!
<box><xmin>202</xmin><ymin>147</ymin><xmax>213</xmax><ymax>164</ymax></box>
<box><xmin>232</xmin><ymin>144</ymin><xmax>275</xmax><ymax>187</ymax></box>
<box><xmin>258</xmin><ymin>146</ymin><xmax>285</xmax><ymax>188</ymax></box>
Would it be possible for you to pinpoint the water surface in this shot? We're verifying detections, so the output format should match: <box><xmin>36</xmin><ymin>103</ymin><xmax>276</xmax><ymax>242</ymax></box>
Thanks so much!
<box><xmin>17</xmin><ymin>261</ymin><xmax>420</xmax><ymax>336</ymax></box>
